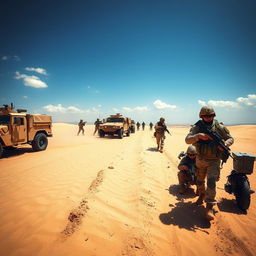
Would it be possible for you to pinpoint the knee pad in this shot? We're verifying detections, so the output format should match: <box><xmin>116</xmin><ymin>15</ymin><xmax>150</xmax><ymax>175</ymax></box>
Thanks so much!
<box><xmin>207</xmin><ymin>177</ymin><xmax>216</xmax><ymax>189</ymax></box>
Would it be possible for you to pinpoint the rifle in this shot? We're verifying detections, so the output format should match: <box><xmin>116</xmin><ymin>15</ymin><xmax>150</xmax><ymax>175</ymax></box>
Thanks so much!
<box><xmin>195</xmin><ymin>120</ymin><xmax>233</xmax><ymax>164</ymax></box>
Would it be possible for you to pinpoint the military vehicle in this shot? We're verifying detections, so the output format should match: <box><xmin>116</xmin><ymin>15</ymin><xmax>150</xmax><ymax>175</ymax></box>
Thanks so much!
<box><xmin>98</xmin><ymin>113</ymin><xmax>131</xmax><ymax>139</ymax></box>
<box><xmin>0</xmin><ymin>104</ymin><xmax>52</xmax><ymax>158</ymax></box>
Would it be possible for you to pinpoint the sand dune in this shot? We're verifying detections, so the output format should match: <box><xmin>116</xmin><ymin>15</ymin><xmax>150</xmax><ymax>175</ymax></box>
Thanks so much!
<box><xmin>0</xmin><ymin>124</ymin><xmax>255</xmax><ymax>256</ymax></box>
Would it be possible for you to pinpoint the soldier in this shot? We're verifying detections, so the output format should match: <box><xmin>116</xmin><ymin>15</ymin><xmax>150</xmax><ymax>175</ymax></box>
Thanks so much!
<box><xmin>185</xmin><ymin>106</ymin><xmax>234</xmax><ymax>221</ymax></box>
<box><xmin>177</xmin><ymin>145</ymin><xmax>197</xmax><ymax>194</ymax></box>
<box><xmin>136</xmin><ymin>122</ymin><xmax>140</xmax><ymax>131</ymax></box>
<box><xmin>77</xmin><ymin>119</ymin><xmax>86</xmax><ymax>135</ymax></box>
<box><xmin>149</xmin><ymin>122</ymin><xmax>153</xmax><ymax>130</ymax></box>
<box><xmin>154</xmin><ymin>117</ymin><xmax>169</xmax><ymax>153</ymax></box>
<box><xmin>93</xmin><ymin>118</ymin><xmax>101</xmax><ymax>135</ymax></box>
<box><xmin>142</xmin><ymin>122</ymin><xmax>145</xmax><ymax>131</ymax></box>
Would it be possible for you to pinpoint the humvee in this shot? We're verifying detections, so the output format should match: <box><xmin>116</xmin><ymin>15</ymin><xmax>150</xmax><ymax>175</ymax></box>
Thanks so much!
<box><xmin>98</xmin><ymin>113</ymin><xmax>131</xmax><ymax>139</ymax></box>
<box><xmin>0</xmin><ymin>104</ymin><xmax>52</xmax><ymax>158</ymax></box>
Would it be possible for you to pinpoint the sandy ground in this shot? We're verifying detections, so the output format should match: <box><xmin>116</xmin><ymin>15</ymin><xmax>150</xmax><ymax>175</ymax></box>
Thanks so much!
<box><xmin>0</xmin><ymin>124</ymin><xmax>255</xmax><ymax>256</ymax></box>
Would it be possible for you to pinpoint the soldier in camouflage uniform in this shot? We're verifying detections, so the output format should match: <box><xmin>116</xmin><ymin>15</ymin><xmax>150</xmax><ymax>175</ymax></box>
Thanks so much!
<box><xmin>185</xmin><ymin>106</ymin><xmax>234</xmax><ymax>221</ymax></box>
<box><xmin>178</xmin><ymin>145</ymin><xmax>197</xmax><ymax>194</ymax></box>
<box><xmin>154</xmin><ymin>117</ymin><xmax>167</xmax><ymax>153</ymax></box>
<box><xmin>149</xmin><ymin>122</ymin><xmax>153</xmax><ymax>130</ymax></box>
<box><xmin>93</xmin><ymin>118</ymin><xmax>101</xmax><ymax>135</ymax></box>
<box><xmin>77</xmin><ymin>119</ymin><xmax>86</xmax><ymax>136</ymax></box>
<box><xmin>136</xmin><ymin>122</ymin><xmax>140</xmax><ymax>131</ymax></box>
<box><xmin>142</xmin><ymin>122</ymin><xmax>145</xmax><ymax>130</ymax></box>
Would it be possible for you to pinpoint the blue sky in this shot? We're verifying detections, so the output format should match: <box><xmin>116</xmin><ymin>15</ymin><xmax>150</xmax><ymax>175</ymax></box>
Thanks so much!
<box><xmin>1</xmin><ymin>0</ymin><xmax>256</xmax><ymax>124</ymax></box>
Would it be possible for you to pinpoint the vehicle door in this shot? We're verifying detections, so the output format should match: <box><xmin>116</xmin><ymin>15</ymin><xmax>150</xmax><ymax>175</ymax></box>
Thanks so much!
<box><xmin>12</xmin><ymin>116</ymin><xmax>27</xmax><ymax>143</ymax></box>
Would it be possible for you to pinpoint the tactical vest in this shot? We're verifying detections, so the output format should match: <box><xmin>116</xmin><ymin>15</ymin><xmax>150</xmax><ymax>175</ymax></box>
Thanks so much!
<box><xmin>194</xmin><ymin>120</ymin><xmax>226</xmax><ymax>159</ymax></box>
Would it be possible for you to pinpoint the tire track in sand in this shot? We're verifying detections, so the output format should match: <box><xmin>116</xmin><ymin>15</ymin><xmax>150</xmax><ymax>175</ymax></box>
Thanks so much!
<box><xmin>61</xmin><ymin>169</ymin><xmax>104</xmax><ymax>238</ymax></box>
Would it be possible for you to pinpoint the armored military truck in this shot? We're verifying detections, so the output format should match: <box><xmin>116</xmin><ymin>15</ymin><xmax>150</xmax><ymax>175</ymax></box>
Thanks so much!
<box><xmin>98</xmin><ymin>113</ymin><xmax>131</xmax><ymax>139</ymax></box>
<box><xmin>0</xmin><ymin>104</ymin><xmax>52</xmax><ymax>158</ymax></box>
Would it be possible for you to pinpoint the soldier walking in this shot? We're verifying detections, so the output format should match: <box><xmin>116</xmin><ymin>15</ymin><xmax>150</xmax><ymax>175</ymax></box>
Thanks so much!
<box><xmin>77</xmin><ymin>119</ymin><xmax>86</xmax><ymax>135</ymax></box>
<box><xmin>136</xmin><ymin>122</ymin><xmax>140</xmax><ymax>131</ymax></box>
<box><xmin>142</xmin><ymin>122</ymin><xmax>145</xmax><ymax>131</ymax></box>
<box><xmin>93</xmin><ymin>118</ymin><xmax>101</xmax><ymax>135</ymax></box>
<box><xmin>149</xmin><ymin>122</ymin><xmax>153</xmax><ymax>130</ymax></box>
<box><xmin>154</xmin><ymin>117</ymin><xmax>170</xmax><ymax>153</ymax></box>
<box><xmin>185</xmin><ymin>106</ymin><xmax>234</xmax><ymax>221</ymax></box>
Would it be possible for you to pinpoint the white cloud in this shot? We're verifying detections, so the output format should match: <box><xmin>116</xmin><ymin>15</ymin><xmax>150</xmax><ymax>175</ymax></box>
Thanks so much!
<box><xmin>112</xmin><ymin>108</ymin><xmax>119</xmax><ymax>112</ymax></box>
<box><xmin>23</xmin><ymin>96</ymin><xmax>28</xmax><ymax>99</ymax></box>
<box><xmin>198</xmin><ymin>94</ymin><xmax>256</xmax><ymax>109</ymax></box>
<box><xmin>43</xmin><ymin>104</ymin><xmax>84</xmax><ymax>113</ymax></box>
<box><xmin>236</xmin><ymin>94</ymin><xmax>256</xmax><ymax>107</ymax></box>
<box><xmin>153</xmin><ymin>99</ymin><xmax>177</xmax><ymax>109</ymax></box>
<box><xmin>1</xmin><ymin>55</ymin><xmax>20</xmax><ymax>61</ymax></box>
<box><xmin>122</xmin><ymin>106</ymin><xmax>148</xmax><ymax>112</ymax></box>
<box><xmin>15</xmin><ymin>71</ymin><xmax>48</xmax><ymax>88</ymax></box>
<box><xmin>207</xmin><ymin>100</ymin><xmax>239</xmax><ymax>108</ymax></box>
<box><xmin>25</xmin><ymin>67</ymin><xmax>47</xmax><ymax>75</ymax></box>
<box><xmin>198</xmin><ymin>100</ymin><xmax>206</xmax><ymax>106</ymax></box>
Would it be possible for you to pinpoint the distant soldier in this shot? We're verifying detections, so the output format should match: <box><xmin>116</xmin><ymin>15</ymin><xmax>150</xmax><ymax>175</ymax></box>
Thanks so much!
<box><xmin>177</xmin><ymin>146</ymin><xmax>197</xmax><ymax>194</ymax></box>
<box><xmin>149</xmin><ymin>122</ymin><xmax>153</xmax><ymax>130</ymax></box>
<box><xmin>154</xmin><ymin>117</ymin><xmax>170</xmax><ymax>153</ymax></box>
<box><xmin>77</xmin><ymin>119</ymin><xmax>86</xmax><ymax>136</ymax></box>
<box><xmin>93</xmin><ymin>118</ymin><xmax>101</xmax><ymax>135</ymax></box>
<box><xmin>185</xmin><ymin>106</ymin><xmax>234</xmax><ymax>221</ymax></box>
<box><xmin>136</xmin><ymin>122</ymin><xmax>140</xmax><ymax>131</ymax></box>
<box><xmin>142</xmin><ymin>122</ymin><xmax>145</xmax><ymax>131</ymax></box>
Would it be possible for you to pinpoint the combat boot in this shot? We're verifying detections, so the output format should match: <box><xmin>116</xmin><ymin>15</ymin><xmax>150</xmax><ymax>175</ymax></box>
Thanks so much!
<box><xmin>196</xmin><ymin>193</ymin><xmax>205</xmax><ymax>205</ymax></box>
<box><xmin>205</xmin><ymin>203</ymin><xmax>214</xmax><ymax>221</ymax></box>
<box><xmin>159</xmin><ymin>147</ymin><xmax>163</xmax><ymax>153</ymax></box>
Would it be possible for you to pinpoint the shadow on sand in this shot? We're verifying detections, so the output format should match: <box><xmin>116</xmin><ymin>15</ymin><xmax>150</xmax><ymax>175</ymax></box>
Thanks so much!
<box><xmin>159</xmin><ymin>201</ymin><xmax>210</xmax><ymax>232</ymax></box>
<box><xmin>168</xmin><ymin>184</ymin><xmax>197</xmax><ymax>201</ymax></box>
<box><xmin>217</xmin><ymin>198</ymin><xmax>247</xmax><ymax>215</ymax></box>
<box><xmin>147</xmin><ymin>147</ymin><xmax>159</xmax><ymax>152</ymax></box>
<box><xmin>1</xmin><ymin>147</ymin><xmax>34</xmax><ymax>159</ymax></box>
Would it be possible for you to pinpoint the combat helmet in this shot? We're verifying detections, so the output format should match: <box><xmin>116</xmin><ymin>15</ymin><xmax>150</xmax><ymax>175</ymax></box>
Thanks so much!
<box><xmin>199</xmin><ymin>106</ymin><xmax>215</xmax><ymax>118</ymax></box>
<box><xmin>186</xmin><ymin>145</ymin><xmax>197</xmax><ymax>154</ymax></box>
<box><xmin>160</xmin><ymin>117</ymin><xmax>165</xmax><ymax>122</ymax></box>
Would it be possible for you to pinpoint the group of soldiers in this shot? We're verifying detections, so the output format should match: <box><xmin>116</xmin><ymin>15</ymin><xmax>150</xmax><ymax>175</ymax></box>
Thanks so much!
<box><xmin>155</xmin><ymin>106</ymin><xmax>234</xmax><ymax>221</ymax></box>
<box><xmin>136</xmin><ymin>122</ymin><xmax>154</xmax><ymax>131</ymax></box>
<box><xmin>78</xmin><ymin>106</ymin><xmax>234</xmax><ymax>221</ymax></box>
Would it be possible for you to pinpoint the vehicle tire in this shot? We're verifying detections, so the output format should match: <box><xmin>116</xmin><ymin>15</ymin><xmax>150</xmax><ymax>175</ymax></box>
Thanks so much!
<box><xmin>32</xmin><ymin>133</ymin><xmax>48</xmax><ymax>151</ymax></box>
<box><xmin>126</xmin><ymin>129</ymin><xmax>130</xmax><ymax>137</ymax></box>
<box><xmin>99</xmin><ymin>130</ymin><xmax>105</xmax><ymax>138</ymax></box>
<box><xmin>118</xmin><ymin>129</ymin><xmax>123</xmax><ymax>139</ymax></box>
<box><xmin>234</xmin><ymin>176</ymin><xmax>251</xmax><ymax>211</ymax></box>
<box><xmin>0</xmin><ymin>143</ymin><xmax>3</xmax><ymax>158</ymax></box>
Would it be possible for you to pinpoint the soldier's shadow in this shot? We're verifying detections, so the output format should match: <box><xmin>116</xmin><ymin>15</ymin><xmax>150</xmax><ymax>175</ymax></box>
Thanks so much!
<box><xmin>159</xmin><ymin>201</ymin><xmax>210</xmax><ymax>231</ymax></box>
<box><xmin>169</xmin><ymin>184</ymin><xmax>197</xmax><ymax>201</ymax></box>
<box><xmin>217</xmin><ymin>198</ymin><xmax>247</xmax><ymax>215</ymax></box>
<box><xmin>1</xmin><ymin>147</ymin><xmax>34</xmax><ymax>158</ymax></box>
<box><xmin>147</xmin><ymin>147</ymin><xmax>158</xmax><ymax>152</ymax></box>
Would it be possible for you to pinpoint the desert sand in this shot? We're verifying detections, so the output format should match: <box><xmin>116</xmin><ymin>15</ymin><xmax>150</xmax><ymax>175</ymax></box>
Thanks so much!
<box><xmin>0</xmin><ymin>124</ymin><xmax>255</xmax><ymax>256</ymax></box>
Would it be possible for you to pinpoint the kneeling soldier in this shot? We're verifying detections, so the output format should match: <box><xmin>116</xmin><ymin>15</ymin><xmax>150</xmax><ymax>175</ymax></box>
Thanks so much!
<box><xmin>178</xmin><ymin>145</ymin><xmax>197</xmax><ymax>194</ymax></box>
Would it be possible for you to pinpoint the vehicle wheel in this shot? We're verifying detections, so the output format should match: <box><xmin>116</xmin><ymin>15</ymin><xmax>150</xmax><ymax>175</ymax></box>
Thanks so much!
<box><xmin>0</xmin><ymin>143</ymin><xmax>3</xmax><ymax>158</ymax></box>
<box><xmin>234</xmin><ymin>176</ymin><xmax>251</xmax><ymax>211</ymax></box>
<box><xmin>126</xmin><ymin>129</ymin><xmax>130</xmax><ymax>137</ymax></box>
<box><xmin>32</xmin><ymin>133</ymin><xmax>48</xmax><ymax>151</ymax></box>
<box><xmin>99</xmin><ymin>130</ymin><xmax>105</xmax><ymax>138</ymax></box>
<box><xmin>118</xmin><ymin>129</ymin><xmax>123</xmax><ymax>139</ymax></box>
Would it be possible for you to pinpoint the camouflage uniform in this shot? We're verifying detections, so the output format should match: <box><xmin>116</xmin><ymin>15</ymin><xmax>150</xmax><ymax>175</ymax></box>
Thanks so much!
<box><xmin>185</xmin><ymin>119</ymin><xmax>234</xmax><ymax>205</ymax></box>
<box><xmin>77</xmin><ymin>120</ymin><xmax>86</xmax><ymax>135</ymax></box>
<box><xmin>136</xmin><ymin>122</ymin><xmax>140</xmax><ymax>131</ymax></box>
<box><xmin>93</xmin><ymin>119</ymin><xmax>101</xmax><ymax>135</ymax></box>
<box><xmin>142</xmin><ymin>122</ymin><xmax>145</xmax><ymax>130</ymax></box>
<box><xmin>154</xmin><ymin>118</ymin><xmax>167</xmax><ymax>152</ymax></box>
<box><xmin>178</xmin><ymin>156</ymin><xmax>196</xmax><ymax>190</ymax></box>
<box><xmin>149</xmin><ymin>122</ymin><xmax>153</xmax><ymax>130</ymax></box>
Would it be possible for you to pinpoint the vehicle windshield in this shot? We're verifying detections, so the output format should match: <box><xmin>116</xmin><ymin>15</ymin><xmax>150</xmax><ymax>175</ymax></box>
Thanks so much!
<box><xmin>106</xmin><ymin>118</ymin><xmax>124</xmax><ymax>123</ymax></box>
<box><xmin>0</xmin><ymin>115</ymin><xmax>10</xmax><ymax>125</ymax></box>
